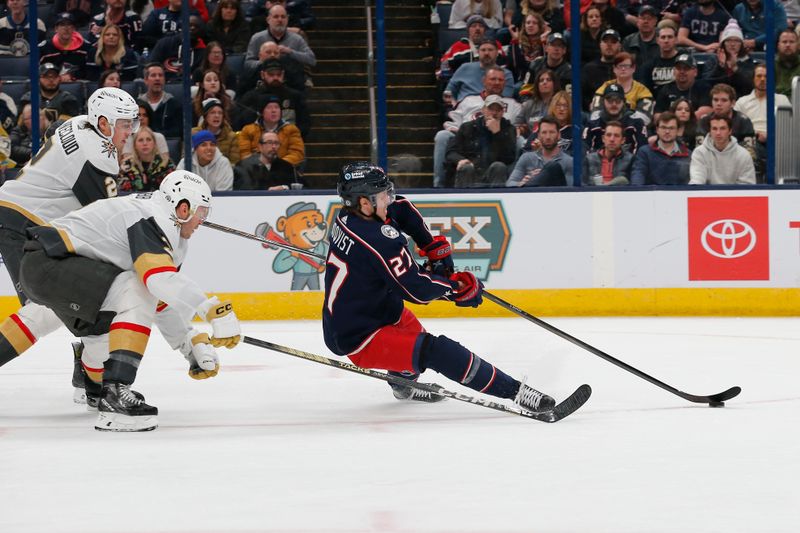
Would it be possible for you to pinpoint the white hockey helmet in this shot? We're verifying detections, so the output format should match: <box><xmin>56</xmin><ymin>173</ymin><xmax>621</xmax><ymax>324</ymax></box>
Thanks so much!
<box><xmin>87</xmin><ymin>87</ymin><xmax>140</xmax><ymax>139</ymax></box>
<box><xmin>159</xmin><ymin>170</ymin><xmax>212</xmax><ymax>224</ymax></box>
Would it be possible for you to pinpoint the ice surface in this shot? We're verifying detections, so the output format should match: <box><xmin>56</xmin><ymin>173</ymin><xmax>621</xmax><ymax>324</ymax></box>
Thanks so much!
<box><xmin>1</xmin><ymin>317</ymin><xmax>797</xmax><ymax>533</ymax></box>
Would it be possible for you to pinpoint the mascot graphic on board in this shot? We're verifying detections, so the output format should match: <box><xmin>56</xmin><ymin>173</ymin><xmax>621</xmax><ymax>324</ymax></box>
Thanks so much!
<box><xmin>255</xmin><ymin>201</ymin><xmax>329</xmax><ymax>290</ymax></box>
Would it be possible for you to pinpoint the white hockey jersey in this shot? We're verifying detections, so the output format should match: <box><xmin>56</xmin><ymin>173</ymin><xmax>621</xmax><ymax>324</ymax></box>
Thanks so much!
<box><xmin>0</xmin><ymin>116</ymin><xmax>119</xmax><ymax>228</ymax></box>
<box><xmin>31</xmin><ymin>192</ymin><xmax>208</xmax><ymax>322</ymax></box>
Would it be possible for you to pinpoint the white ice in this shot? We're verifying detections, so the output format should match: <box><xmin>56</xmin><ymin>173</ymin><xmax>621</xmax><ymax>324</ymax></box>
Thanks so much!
<box><xmin>0</xmin><ymin>317</ymin><xmax>797</xmax><ymax>533</ymax></box>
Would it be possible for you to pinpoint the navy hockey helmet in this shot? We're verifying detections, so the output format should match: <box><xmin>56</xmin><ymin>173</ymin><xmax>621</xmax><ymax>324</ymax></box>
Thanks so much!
<box><xmin>337</xmin><ymin>161</ymin><xmax>394</xmax><ymax>208</ymax></box>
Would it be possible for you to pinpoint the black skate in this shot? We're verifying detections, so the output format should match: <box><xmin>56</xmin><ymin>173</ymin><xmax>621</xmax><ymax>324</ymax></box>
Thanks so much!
<box><xmin>95</xmin><ymin>383</ymin><xmax>158</xmax><ymax>432</ymax></box>
<box><xmin>71</xmin><ymin>342</ymin><xmax>87</xmax><ymax>404</ymax></box>
<box><xmin>388</xmin><ymin>371</ymin><xmax>445</xmax><ymax>403</ymax></box>
<box><xmin>514</xmin><ymin>379</ymin><xmax>556</xmax><ymax>413</ymax></box>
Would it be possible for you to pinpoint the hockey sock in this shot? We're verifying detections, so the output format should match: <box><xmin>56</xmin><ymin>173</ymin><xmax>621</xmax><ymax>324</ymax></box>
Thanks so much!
<box><xmin>419</xmin><ymin>334</ymin><xmax>520</xmax><ymax>399</ymax></box>
<box><xmin>0</xmin><ymin>314</ymin><xmax>36</xmax><ymax>367</ymax></box>
<box><xmin>104</xmin><ymin>322</ymin><xmax>151</xmax><ymax>384</ymax></box>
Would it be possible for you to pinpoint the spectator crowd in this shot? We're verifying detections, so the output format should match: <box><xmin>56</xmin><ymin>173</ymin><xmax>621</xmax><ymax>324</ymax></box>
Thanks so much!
<box><xmin>434</xmin><ymin>0</ymin><xmax>800</xmax><ymax>187</ymax></box>
<box><xmin>0</xmin><ymin>0</ymin><xmax>315</xmax><ymax>190</ymax></box>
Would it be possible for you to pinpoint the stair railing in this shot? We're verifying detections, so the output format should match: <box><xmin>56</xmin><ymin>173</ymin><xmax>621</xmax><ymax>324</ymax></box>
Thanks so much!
<box><xmin>366</xmin><ymin>1</ymin><xmax>378</xmax><ymax>164</ymax></box>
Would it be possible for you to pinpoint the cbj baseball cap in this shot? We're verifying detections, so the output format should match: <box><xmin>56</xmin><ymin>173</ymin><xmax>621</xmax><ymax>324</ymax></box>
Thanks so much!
<box><xmin>601</xmin><ymin>28</ymin><xmax>621</xmax><ymax>41</ymax></box>
<box><xmin>675</xmin><ymin>53</ymin><xmax>697</xmax><ymax>68</ymax></box>
<box><xmin>638</xmin><ymin>5</ymin><xmax>659</xmax><ymax>17</ymax></box>
<box><xmin>39</xmin><ymin>62</ymin><xmax>59</xmax><ymax>76</ymax></box>
<box><xmin>603</xmin><ymin>83</ymin><xmax>625</xmax><ymax>100</ymax></box>
<box><xmin>54</xmin><ymin>13</ymin><xmax>76</xmax><ymax>26</ymax></box>
<box><xmin>547</xmin><ymin>32</ymin><xmax>567</xmax><ymax>45</ymax></box>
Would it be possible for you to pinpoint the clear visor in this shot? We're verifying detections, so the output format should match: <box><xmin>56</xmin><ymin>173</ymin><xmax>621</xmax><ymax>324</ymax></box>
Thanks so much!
<box><xmin>384</xmin><ymin>182</ymin><xmax>396</xmax><ymax>204</ymax></box>
<box><xmin>193</xmin><ymin>205</ymin><xmax>210</xmax><ymax>222</ymax></box>
<box><xmin>114</xmin><ymin>117</ymin><xmax>141</xmax><ymax>134</ymax></box>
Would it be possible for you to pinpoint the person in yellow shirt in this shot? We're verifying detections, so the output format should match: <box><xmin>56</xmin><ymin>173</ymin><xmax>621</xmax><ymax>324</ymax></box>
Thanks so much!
<box><xmin>591</xmin><ymin>52</ymin><xmax>654</xmax><ymax>125</ymax></box>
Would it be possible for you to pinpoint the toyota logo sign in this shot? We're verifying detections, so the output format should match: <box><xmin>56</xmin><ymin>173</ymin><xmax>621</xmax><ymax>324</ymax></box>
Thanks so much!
<box><xmin>700</xmin><ymin>219</ymin><xmax>757</xmax><ymax>259</ymax></box>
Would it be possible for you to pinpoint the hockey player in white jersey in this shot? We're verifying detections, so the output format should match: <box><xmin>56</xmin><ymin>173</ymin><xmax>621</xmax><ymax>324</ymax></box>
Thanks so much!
<box><xmin>7</xmin><ymin>171</ymin><xmax>241</xmax><ymax>432</ymax></box>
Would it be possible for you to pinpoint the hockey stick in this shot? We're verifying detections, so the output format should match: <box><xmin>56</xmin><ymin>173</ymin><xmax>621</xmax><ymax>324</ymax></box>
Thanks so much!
<box><xmin>242</xmin><ymin>336</ymin><xmax>591</xmax><ymax>423</ymax></box>
<box><xmin>482</xmin><ymin>292</ymin><xmax>741</xmax><ymax>406</ymax></box>
<box><xmin>203</xmin><ymin>220</ymin><xmax>327</xmax><ymax>261</ymax></box>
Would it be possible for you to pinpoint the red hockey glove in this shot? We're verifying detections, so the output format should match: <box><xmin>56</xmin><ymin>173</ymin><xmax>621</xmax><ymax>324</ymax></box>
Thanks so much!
<box><xmin>420</xmin><ymin>235</ymin><xmax>454</xmax><ymax>277</ymax></box>
<box><xmin>449</xmin><ymin>271</ymin><xmax>484</xmax><ymax>308</ymax></box>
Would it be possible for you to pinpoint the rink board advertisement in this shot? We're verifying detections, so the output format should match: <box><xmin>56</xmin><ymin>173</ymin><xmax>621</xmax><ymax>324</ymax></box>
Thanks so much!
<box><xmin>2</xmin><ymin>189</ymin><xmax>800</xmax><ymax>317</ymax></box>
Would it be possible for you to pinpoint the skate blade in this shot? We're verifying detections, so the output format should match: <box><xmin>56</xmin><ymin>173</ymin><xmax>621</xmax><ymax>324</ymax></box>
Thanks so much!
<box><xmin>73</xmin><ymin>387</ymin><xmax>87</xmax><ymax>405</ymax></box>
<box><xmin>94</xmin><ymin>412</ymin><xmax>158</xmax><ymax>432</ymax></box>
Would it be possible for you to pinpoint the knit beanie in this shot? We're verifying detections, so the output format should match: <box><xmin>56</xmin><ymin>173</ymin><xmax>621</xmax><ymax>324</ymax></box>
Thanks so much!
<box><xmin>719</xmin><ymin>19</ymin><xmax>744</xmax><ymax>44</ymax></box>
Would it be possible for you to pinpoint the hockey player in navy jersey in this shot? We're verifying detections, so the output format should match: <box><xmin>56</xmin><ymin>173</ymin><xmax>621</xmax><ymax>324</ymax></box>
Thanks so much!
<box><xmin>323</xmin><ymin>162</ymin><xmax>555</xmax><ymax>413</ymax></box>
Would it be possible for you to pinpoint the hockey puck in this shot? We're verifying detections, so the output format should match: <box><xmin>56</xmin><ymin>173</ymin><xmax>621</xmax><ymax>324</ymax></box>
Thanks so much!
<box><xmin>708</xmin><ymin>401</ymin><xmax>725</xmax><ymax>408</ymax></box>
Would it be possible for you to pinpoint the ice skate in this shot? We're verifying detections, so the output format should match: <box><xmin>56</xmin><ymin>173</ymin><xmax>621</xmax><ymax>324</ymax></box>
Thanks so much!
<box><xmin>514</xmin><ymin>379</ymin><xmax>556</xmax><ymax>413</ymax></box>
<box><xmin>388</xmin><ymin>371</ymin><xmax>445</xmax><ymax>403</ymax></box>
<box><xmin>71</xmin><ymin>342</ymin><xmax>86</xmax><ymax>404</ymax></box>
<box><xmin>95</xmin><ymin>383</ymin><xmax>158</xmax><ymax>432</ymax></box>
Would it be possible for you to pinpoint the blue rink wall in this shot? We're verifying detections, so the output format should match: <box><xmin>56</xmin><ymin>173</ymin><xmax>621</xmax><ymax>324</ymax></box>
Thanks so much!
<box><xmin>3</xmin><ymin>187</ymin><xmax>800</xmax><ymax>318</ymax></box>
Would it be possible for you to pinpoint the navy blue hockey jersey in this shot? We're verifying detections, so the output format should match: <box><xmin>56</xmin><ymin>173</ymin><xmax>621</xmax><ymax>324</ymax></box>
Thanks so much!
<box><xmin>322</xmin><ymin>196</ymin><xmax>455</xmax><ymax>355</ymax></box>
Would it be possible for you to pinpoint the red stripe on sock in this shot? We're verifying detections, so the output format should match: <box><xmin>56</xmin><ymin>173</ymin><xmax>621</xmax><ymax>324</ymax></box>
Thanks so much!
<box><xmin>460</xmin><ymin>353</ymin><xmax>474</xmax><ymax>383</ymax></box>
<box><xmin>10</xmin><ymin>314</ymin><xmax>36</xmax><ymax>344</ymax></box>
<box><xmin>81</xmin><ymin>362</ymin><xmax>104</xmax><ymax>373</ymax></box>
<box><xmin>110</xmin><ymin>322</ymin><xmax>152</xmax><ymax>336</ymax></box>
<box><xmin>479</xmin><ymin>366</ymin><xmax>497</xmax><ymax>393</ymax></box>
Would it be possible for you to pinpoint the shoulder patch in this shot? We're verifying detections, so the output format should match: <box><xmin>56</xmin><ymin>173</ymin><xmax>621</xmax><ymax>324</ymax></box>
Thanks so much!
<box><xmin>381</xmin><ymin>225</ymin><xmax>400</xmax><ymax>239</ymax></box>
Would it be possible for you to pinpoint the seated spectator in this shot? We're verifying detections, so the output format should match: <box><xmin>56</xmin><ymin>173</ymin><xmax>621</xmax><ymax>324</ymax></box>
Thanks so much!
<box><xmin>507</xmin><ymin>12</ymin><xmax>546</xmax><ymax>82</ymax></box>
<box><xmin>654</xmin><ymin>54</ymin><xmax>712</xmax><ymax>120</ymax></box>
<box><xmin>192</xmin><ymin>98</ymin><xmax>240</xmax><ymax>165</ymax></box>
<box><xmin>592</xmin><ymin>52</ymin><xmax>654</xmax><ymax>125</ymax></box>
<box><xmin>0</xmin><ymin>79</ymin><xmax>17</xmax><ymax>131</ymax></box>
<box><xmin>624</xmin><ymin>6</ymin><xmax>659</xmax><ymax>70</ymax></box>
<box><xmin>238</xmin><ymin>96</ymin><xmax>305</xmax><ymax>167</ymax></box>
<box><xmin>523</xmin><ymin>89</ymin><xmax>576</xmax><ymax>154</ymax></box>
<box><xmin>54</xmin><ymin>0</ymin><xmax>103</xmax><ymax>27</ymax></box>
<box><xmin>670</xmin><ymin>97</ymin><xmax>701</xmax><ymax>151</ymax></box>
<box><xmin>123</xmin><ymin>103</ymin><xmax>170</xmax><ymax>161</ymax></box>
<box><xmin>584</xmin><ymin>83</ymin><xmax>648</xmax><ymax>154</ymax></box>
<box><xmin>236</xmin><ymin>59</ymin><xmax>309</xmax><ymax>136</ymax></box>
<box><xmin>514</xmin><ymin>0</ymin><xmax>566</xmax><ymax>35</ymax></box>
<box><xmin>733</xmin><ymin>0</ymin><xmax>787</xmax><ymax>52</ymax></box>
<box><xmin>631</xmin><ymin>112</ymin><xmax>691</xmax><ymax>185</ymax></box>
<box><xmin>594</xmin><ymin>0</ymin><xmax>633</xmax><ymax>37</ymax></box>
<box><xmin>434</xmin><ymin>66</ymin><xmax>521</xmax><ymax>187</ymax></box>
<box><xmin>152</xmin><ymin>0</ymin><xmax>209</xmax><ymax>21</ymax></box>
<box><xmin>689</xmin><ymin>115</ymin><xmax>756</xmax><ymax>184</ymax></box>
<box><xmin>191</xmin><ymin>70</ymin><xmax>234</xmax><ymax>124</ymax></box>
<box><xmin>206</xmin><ymin>0</ymin><xmax>250</xmax><ymax>55</ymax></box>
<box><xmin>520</xmin><ymin>32</ymin><xmax>572</xmax><ymax>98</ymax></box>
<box><xmin>735</xmin><ymin>64</ymin><xmax>792</xmax><ymax>147</ymax></box>
<box><xmin>85</xmin><ymin>24</ymin><xmax>139</xmax><ymax>82</ymax></box>
<box><xmin>192</xmin><ymin>42</ymin><xmax>239</xmax><ymax>95</ymax></box>
<box><xmin>234</xmin><ymin>131</ymin><xmax>301</xmax><ymax>190</ymax></box>
<box><xmin>697</xmin><ymin>84</ymin><xmax>756</xmax><ymax>157</ymax></box>
<box><xmin>118</xmin><ymin>126</ymin><xmax>176</xmax><ymax>191</ymax></box>
<box><xmin>239</xmin><ymin>40</ymin><xmax>306</xmax><ymax>94</ymax></box>
<box><xmin>515</xmin><ymin>69</ymin><xmax>559</xmax><ymax>140</ymax></box>
<box><xmin>449</xmin><ymin>0</ymin><xmax>503</xmax><ymax>29</ymax></box>
<box><xmin>8</xmin><ymin>103</ymin><xmax>48</xmax><ymax>166</ymax></box>
<box><xmin>142</xmin><ymin>0</ymin><xmax>201</xmax><ymax>49</ymax></box>
<box><xmin>579</xmin><ymin>6</ymin><xmax>605</xmax><ymax>64</ymax></box>
<box><xmin>98</xmin><ymin>69</ymin><xmax>122</xmax><ymax>89</ymax></box>
<box><xmin>248</xmin><ymin>0</ymin><xmax>316</xmax><ymax>35</ymax></box>
<box><xmin>245</xmin><ymin>4</ymin><xmax>316</xmax><ymax>74</ymax></box>
<box><xmin>87</xmin><ymin>0</ymin><xmax>145</xmax><ymax>52</ymax></box>
<box><xmin>707</xmin><ymin>20</ymin><xmax>759</xmax><ymax>97</ymax></box>
<box><xmin>39</xmin><ymin>13</ymin><xmax>92</xmax><ymax>82</ymax></box>
<box><xmin>507</xmin><ymin>116</ymin><xmax>573</xmax><ymax>187</ymax></box>
<box><xmin>150</xmin><ymin>14</ymin><xmax>206</xmax><ymax>80</ymax></box>
<box><xmin>580</xmin><ymin>28</ymin><xmax>621</xmax><ymax>109</ymax></box>
<box><xmin>776</xmin><ymin>29</ymin><xmax>800</xmax><ymax>96</ymax></box>
<box><xmin>137</xmin><ymin>63</ymin><xmax>182</xmax><ymax>138</ymax></box>
<box><xmin>0</xmin><ymin>0</ymin><xmax>46</xmax><ymax>56</ymax></box>
<box><xmin>640</xmin><ymin>23</ymin><xmax>685</xmax><ymax>101</ymax></box>
<box><xmin>582</xmin><ymin>121</ymin><xmax>634</xmax><ymax>186</ymax></box>
<box><xmin>437</xmin><ymin>15</ymin><xmax>505</xmax><ymax>81</ymax></box>
<box><xmin>21</xmin><ymin>63</ymin><xmax>81</xmax><ymax>121</ymax></box>
<box><xmin>176</xmin><ymin>129</ymin><xmax>234</xmax><ymax>190</ymax></box>
<box><xmin>677</xmin><ymin>0</ymin><xmax>728</xmax><ymax>53</ymax></box>
<box><xmin>445</xmin><ymin>38</ymin><xmax>514</xmax><ymax>103</ymax></box>
<box><xmin>445</xmin><ymin>95</ymin><xmax>517</xmax><ymax>188</ymax></box>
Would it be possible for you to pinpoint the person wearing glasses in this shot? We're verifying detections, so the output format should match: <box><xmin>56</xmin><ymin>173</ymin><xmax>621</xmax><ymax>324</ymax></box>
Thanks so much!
<box><xmin>631</xmin><ymin>111</ymin><xmax>691</xmax><ymax>185</ymax></box>
<box><xmin>591</xmin><ymin>52</ymin><xmax>654</xmax><ymax>125</ymax></box>
<box><xmin>234</xmin><ymin>131</ymin><xmax>301</xmax><ymax>190</ymax></box>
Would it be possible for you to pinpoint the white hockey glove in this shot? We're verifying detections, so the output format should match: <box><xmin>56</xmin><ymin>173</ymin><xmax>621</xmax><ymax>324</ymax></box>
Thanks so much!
<box><xmin>199</xmin><ymin>296</ymin><xmax>241</xmax><ymax>349</ymax></box>
<box><xmin>181</xmin><ymin>332</ymin><xmax>220</xmax><ymax>380</ymax></box>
